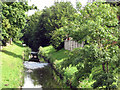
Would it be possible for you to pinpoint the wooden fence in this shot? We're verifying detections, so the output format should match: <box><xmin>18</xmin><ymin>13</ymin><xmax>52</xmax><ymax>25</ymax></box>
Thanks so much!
<box><xmin>64</xmin><ymin>40</ymin><xmax>85</xmax><ymax>51</ymax></box>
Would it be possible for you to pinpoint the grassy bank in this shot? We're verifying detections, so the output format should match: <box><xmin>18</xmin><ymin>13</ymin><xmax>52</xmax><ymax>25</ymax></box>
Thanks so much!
<box><xmin>39</xmin><ymin>45</ymin><xmax>119</xmax><ymax>88</ymax></box>
<box><xmin>0</xmin><ymin>41</ymin><xmax>26</xmax><ymax>88</ymax></box>
<box><xmin>38</xmin><ymin>46</ymin><xmax>78</xmax><ymax>88</ymax></box>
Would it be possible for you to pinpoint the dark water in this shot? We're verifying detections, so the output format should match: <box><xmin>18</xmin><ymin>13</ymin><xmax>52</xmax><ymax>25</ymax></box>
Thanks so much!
<box><xmin>22</xmin><ymin>61</ymin><xmax>61</xmax><ymax>88</ymax></box>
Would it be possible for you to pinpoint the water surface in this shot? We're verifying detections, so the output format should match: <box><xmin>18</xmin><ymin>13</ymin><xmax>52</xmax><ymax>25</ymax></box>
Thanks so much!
<box><xmin>22</xmin><ymin>61</ymin><xmax>61</xmax><ymax>88</ymax></box>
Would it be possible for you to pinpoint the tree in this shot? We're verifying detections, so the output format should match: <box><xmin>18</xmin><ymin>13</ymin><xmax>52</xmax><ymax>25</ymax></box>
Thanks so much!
<box><xmin>1</xmin><ymin>1</ymin><xmax>36</xmax><ymax>45</ymax></box>
<box><xmin>64</xmin><ymin>2</ymin><xmax>119</xmax><ymax>88</ymax></box>
<box><xmin>22</xmin><ymin>1</ymin><xmax>76</xmax><ymax>51</ymax></box>
<box><xmin>49</xmin><ymin>1</ymin><xmax>76</xmax><ymax>50</ymax></box>
<box><xmin>50</xmin><ymin>27</ymin><xmax>67</xmax><ymax>50</ymax></box>
<box><xmin>22</xmin><ymin>11</ymin><xmax>42</xmax><ymax>51</ymax></box>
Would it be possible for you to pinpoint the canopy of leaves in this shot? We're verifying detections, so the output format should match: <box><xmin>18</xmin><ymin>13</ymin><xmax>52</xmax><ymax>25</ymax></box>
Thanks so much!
<box><xmin>22</xmin><ymin>11</ymin><xmax>42</xmax><ymax>51</ymax></box>
<box><xmin>62</xmin><ymin>2</ymin><xmax>120</xmax><ymax>88</ymax></box>
<box><xmin>67</xmin><ymin>2</ymin><xmax>119</xmax><ymax>47</ymax></box>
<box><xmin>1</xmin><ymin>1</ymin><xmax>36</xmax><ymax>45</ymax></box>
<box><xmin>22</xmin><ymin>1</ymin><xmax>76</xmax><ymax>51</ymax></box>
<box><xmin>50</xmin><ymin>27</ymin><xmax>67</xmax><ymax>50</ymax></box>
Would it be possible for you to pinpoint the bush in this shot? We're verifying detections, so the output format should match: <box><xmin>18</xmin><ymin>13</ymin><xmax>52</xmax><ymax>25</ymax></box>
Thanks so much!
<box><xmin>23</xmin><ymin>47</ymin><xmax>31</xmax><ymax>61</ymax></box>
<box><xmin>38</xmin><ymin>46</ymin><xmax>45</xmax><ymax>56</ymax></box>
<box><xmin>62</xmin><ymin>44</ymin><xmax>120</xmax><ymax>88</ymax></box>
<box><xmin>50</xmin><ymin>28</ymin><xmax>67</xmax><ymax>51</ymax></box>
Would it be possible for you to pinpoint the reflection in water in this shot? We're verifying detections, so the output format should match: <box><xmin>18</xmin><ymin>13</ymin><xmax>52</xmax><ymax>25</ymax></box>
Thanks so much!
<box><xmin>22</xmin><ymin>61</ymin><xmax>61</xmax><ymax>88</ymax></box>
<box><xmin>22</xmin><ymin>73</ymin><xmax>42</xmax><ymax>88</ymax></box>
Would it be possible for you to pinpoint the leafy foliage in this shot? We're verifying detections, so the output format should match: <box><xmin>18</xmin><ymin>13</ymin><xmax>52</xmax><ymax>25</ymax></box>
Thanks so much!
<box><xmin>62</xmin><ymin>2</ymin><xmax>120</xmax><ymax>88</ymax></box>
<box><xmin>67</xmin><ymin>2</ymin><xmax>119</xmax><ymax>45</ymax></box>
<box><xmin>50</xmin><ymin>27</ymin><xmax>67</xmax><ymax>50</ymax></box>
<box><xmin>23</xmin><ymin>47</ymin><xmax>31</xmax><ymax>61</ymax></box>
<box><xmin>22</xmin><ymin>1</ymin><xmax>76</xmax><ymax>51</ymax></box>
<box><xmin>22</xmin><ymin>1</ymin><xmax>120</xmax><ymax>89</ymax></box>
<box><xmin>1</xmin><ymin>1</ymin><xmax>36</xmax><ymax>45</ymax></box>
<box><xmin>22</xmin><ymin>11</ymin><xmax>42</xmax><ymax>51</ymax></box>
<box><xmin>62</xmin><ymin>43</ymin><xmax>120</xmax><ymax>88</ymax></box>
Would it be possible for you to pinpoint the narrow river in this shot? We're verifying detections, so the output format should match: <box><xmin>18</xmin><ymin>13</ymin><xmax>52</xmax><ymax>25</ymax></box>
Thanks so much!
<box><xmin>22</xmin><ymin>61</ymin><xmax>62</xmax><ymax>88</ymax></box>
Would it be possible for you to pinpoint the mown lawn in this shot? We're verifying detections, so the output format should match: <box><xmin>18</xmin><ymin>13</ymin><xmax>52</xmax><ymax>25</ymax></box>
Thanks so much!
<box><xmin>0</xmin><ymin>41</ymin><xmax>26</xmax><ymax>89</ymax></box>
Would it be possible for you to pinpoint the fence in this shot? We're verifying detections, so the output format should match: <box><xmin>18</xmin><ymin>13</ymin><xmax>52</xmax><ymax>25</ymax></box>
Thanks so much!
<box><xmin>64</xmin><ymin>40</ymin><xmax>85</xmax><ymax>51</ymax></box>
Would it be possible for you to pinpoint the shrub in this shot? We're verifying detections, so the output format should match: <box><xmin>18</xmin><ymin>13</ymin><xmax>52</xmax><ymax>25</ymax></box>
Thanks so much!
<box><xmin>38</xmin><ymin>46</ymin><xmax>45</xmax><ymax>56</ymax></box>
<box><xmin>50</xmin><ymin>28</ymin><xmax>67</xmax><ymax>51</ymax></box>
<box><xmin>62</xmin><ymin>44</ymin><xmax>120</xmax><ymax>88</ymax></box>
<box><xmin>23</xmin><ymin>47</ymin><xmax>31</xmax><ymax>61</ymax></box>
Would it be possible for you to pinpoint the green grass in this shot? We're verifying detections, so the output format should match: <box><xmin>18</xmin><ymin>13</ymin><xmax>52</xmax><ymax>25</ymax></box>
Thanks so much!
<box><xmin>40</xmin><ymin>46</ymin><xmax>99</xmax><ymax>88</ymax></box>
<box><xmin>41</xmin><ymin>45</ymin><xmax>56</xmax><ymax>54</ymax></box>
<box><xmin>40</xmin><ymin>45</ymin><xmax>78</xmax><ymax>87</ymax></box>
<box><xmin>0</xmin><ymin>41</ymin><xmax>26</xmax><ymax>88</ymax></box>
<box><xmin>40</xmin><ymin>46</ymin><xmax>96</xmax><ymax>88</ymax></box>
<box><xmin>40</xmin><ymin>45</ymin><xmax>120</xmax><ymax>88</ymax></box>
<box><xmin>42</xmin><ymin>45</ymin><xmax>69</xmax><ymax>63</ymax></box>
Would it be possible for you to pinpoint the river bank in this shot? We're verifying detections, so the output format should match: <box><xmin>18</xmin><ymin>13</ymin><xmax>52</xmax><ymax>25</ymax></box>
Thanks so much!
<box><xmin>0</xmin><ymin>41</ymin><xmax>26</xmax><ymax>88</ymax></box>
<box><xmin>38</xmin><ymin>45</ymin><xmax>78</xmax><ymax>88</ymax></box>
<box><xmin>38</xmin><ymin>45</ymin><xmax>119</xmax><ymax>89</ymax></box>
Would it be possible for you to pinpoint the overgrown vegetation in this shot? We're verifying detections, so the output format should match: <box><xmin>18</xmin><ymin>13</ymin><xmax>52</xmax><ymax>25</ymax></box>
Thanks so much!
<box><xmin>1</xmin><ymin>0</ymin><xmax>120</xmax><ymax>89</ymax></box>
<box><xmin>38</xmin><ymin>1</ymin><xmax>120</xmax><ymax>89</ymax></box>
<box><xmin>39</xmin><ymin>44</ymin><xmax>119</xmax><ymax>88</ymax></box>
<box><xmin>0</xmin><ymin>41</ymin><xmax>27</xmax><ymax>88</ymax></box>
<box><xmin>63</xmin><ymin>2</ymin><xmax>120</xmax><ymax>88</ymax></box>
<box><xmin>38</xmin><ymin>46</ymin><xmax>78</xmax><ymax>88</ymax></box>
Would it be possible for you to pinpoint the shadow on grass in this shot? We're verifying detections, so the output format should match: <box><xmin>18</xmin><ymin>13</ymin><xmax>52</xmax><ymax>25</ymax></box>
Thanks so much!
<box><xmin>2</xmin><ymin>50</ymin><xmax>22</xmax><ymax>59</ymax></box>
<box><xmin>13</xmin><ymin>41</ymin><xmax>23</xmax><ymax>47</ymax></box>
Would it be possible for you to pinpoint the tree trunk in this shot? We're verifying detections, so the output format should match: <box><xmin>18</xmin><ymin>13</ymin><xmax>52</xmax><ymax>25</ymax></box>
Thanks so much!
<box><xmin>102</xmin><ymin>63</ymin><xmax>106</xmax><ymax>72</ymax></box>
<box><xmin>107</xmin><ymin>62</ymin><xmax>108</xmax><ymax>73</ymax></box>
